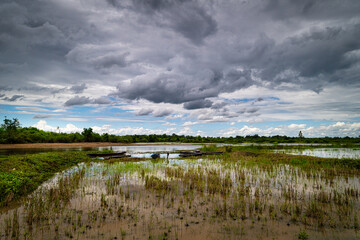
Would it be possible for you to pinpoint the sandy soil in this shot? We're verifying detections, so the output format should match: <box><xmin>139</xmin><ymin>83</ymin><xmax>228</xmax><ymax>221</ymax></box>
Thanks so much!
<box><xmin>0</xmin><ymin>142</ymin><xmax>137</xmax><ymax>149</ymax></box>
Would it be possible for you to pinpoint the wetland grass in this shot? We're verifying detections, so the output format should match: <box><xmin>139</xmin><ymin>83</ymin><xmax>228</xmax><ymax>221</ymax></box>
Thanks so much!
<box><xmin>1</xmin><ymin>146</ymin><xmax>360</xmax><ymax>239</ymax></box>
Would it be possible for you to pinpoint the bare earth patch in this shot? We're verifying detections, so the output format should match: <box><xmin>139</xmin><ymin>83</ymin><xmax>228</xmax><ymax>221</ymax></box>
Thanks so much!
<box><xmin>0</xmin><ymin>142</ymin><xmax>178</xmax><ymax>149</ymax></box>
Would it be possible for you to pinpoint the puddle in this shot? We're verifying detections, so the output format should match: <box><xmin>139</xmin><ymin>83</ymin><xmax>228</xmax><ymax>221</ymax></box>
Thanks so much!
<box><xmin>273</xmin><ymin>148</ymin><xmax>360</xmax><ymax>159</ymax></box>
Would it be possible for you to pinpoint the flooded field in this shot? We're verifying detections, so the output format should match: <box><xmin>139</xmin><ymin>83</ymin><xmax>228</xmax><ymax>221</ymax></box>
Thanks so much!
<box><xmin>274</xmin><ymin>148</ymin><xmax>360</xmax><ymax>159</ymax></box>
<box><xmin>1</xmin><ymin>146</ymin><xmax>360</xmax><ymax>239</ymax></box>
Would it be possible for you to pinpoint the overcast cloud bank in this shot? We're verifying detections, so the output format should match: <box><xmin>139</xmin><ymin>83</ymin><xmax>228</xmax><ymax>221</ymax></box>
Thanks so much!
<box><xmin>1</xmin><ymin>0</ymin><xmax>359</xmax><ymax>136</ymax></box>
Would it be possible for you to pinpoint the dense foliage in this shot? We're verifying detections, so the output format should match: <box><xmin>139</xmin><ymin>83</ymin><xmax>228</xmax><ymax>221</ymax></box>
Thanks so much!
<box><xmin>0</xmin><ymin>117</ymin><xmax>359</xmax><ymax>144</ymax></box>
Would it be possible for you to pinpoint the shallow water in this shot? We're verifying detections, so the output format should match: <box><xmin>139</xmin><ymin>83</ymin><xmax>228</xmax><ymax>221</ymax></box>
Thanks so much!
<box><xmin>1</xmin><ymin>148</ymin><xmax>360</xmax><ymax>239</ymax></box>
<box><xmin>273</xmin><ymin>148</ymin><xmax>360</xmax><ymax>159</ymax></box>
<box><xmin>0</xmin><ymin>143</ymin><xmax>200</xmax><ymax>158</ymax></box>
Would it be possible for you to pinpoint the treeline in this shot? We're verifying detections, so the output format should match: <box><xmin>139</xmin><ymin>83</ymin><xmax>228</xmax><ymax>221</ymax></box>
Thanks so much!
<box><xmin>0</xmin><ymin>118</ymin><xmax>359</xmax><ymax>144</ymax></box>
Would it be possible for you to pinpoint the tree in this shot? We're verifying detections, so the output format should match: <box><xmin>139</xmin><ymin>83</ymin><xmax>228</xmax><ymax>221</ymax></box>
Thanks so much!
<box><xmin>82</xmin><ymin>128</ymin><xmax>94</xmax><ymax>142</ymax></box>
<box><xmin>1</xmin><ymin>117</ymin><xmax>21</xmax><ymax>143</ymax></box>
<box><xmin>298</xmin><ymin>131</ymin><xmax>304</xmax><ymax>138</ymax></box>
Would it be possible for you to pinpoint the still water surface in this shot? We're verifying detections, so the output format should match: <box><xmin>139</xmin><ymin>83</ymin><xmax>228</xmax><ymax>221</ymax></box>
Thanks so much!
<box><xmin>0</xmin><ymin>143</ymin><xmax>201</xmax><ymax>158</ymax></box>
<box><xmin>273</xmin><ymin>148</ymin><xmax>360</xmax><ymax>159</ymax></box>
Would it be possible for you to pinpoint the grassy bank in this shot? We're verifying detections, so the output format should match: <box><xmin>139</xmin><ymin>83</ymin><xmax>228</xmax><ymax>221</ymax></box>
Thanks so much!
<box><xmin>0</xmin><ymin>152</ymin><xmax>93</xmax><ymax>205</ymax></box>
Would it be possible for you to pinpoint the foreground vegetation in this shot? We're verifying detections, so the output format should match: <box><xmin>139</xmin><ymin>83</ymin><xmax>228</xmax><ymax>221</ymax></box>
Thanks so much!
<box><xmin>1</xmin><ymin>117</ymin><xmax>360</xmax><ymax>144</ymax></box>
<box><xmin>0</xmin><ymin>152</ymin><xmax>93</xmax><ymax>204</ymax></box>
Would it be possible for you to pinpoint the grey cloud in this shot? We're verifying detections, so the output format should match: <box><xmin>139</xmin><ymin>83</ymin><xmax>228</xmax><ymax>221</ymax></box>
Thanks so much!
<box><xmin>0</xmin><ymin>94</ymin><xmax>4</xmax><ymax>98</ymax></box>
<box><xmin>66</xmin><ymin>46</ymin><xmax>129</xmax><ymax>71</ymax></box>
<box><xmin>0</xmin><ymin>86</ymin><xmax>12</xmax><ymax>91</ymax></box>
<box><xmin>64</xmin><ymin>96</ymin><xmax>112</xmax><ymax>106</ymax></box>
<box><xmin>183</xmin><ymin>99</ymin><xmax>213</xmax><ymax>110</ymax></box>
<box><xmin>18</xmin><ymin>85</ymin><xmax>54</xmax><ymax>92</ymax></box>
<box><xmin>33</xmin><ymin>114</ymin><xmax>51</xmax><ymax>119</ymax></box>
<box><xmin>64</xmin><ymin>96</ymin><xmax>112</xmax><ymax>107</ymax></box>
<box><xmin>263</xmin><ymin>0</ymin><xmax>360</xmax><ymax>21</ymax></box>
<box><xmin>94</xmin><ymin>53</ymin><xmax>128</xmax><ymax>69</ymax></box>
<box><xmin>168</xmin><ymin>2</ymin><xmax>217</xmax><ymax>44</ymax></box>
<box><xmin>211</xmin><ymin>102</ymin><xmax>228</xmax><ymax>109</ymax></box>
<box><xmin>93</xmin><ymin>97</ymin><xmax>112</xmax><ymax>105</ymax></box>
<box><xmin>250</xmin><ymin>24</ymin><xmax>360</xmax><ymax>91</ymax></box>
<box><xmin>237</xmin><ymin>108</ymin><xmax>246</xmax><ymax>114</ymax></box>
<box><xmin>153</xmin><ymin>109</ymin><xmax>173</xmax><ymax>117</ymax></box>
<box><xmin>2</xmin><ymin>95</ymin><xmax>24</xmax><ymax>101</ymax></box>
<box><xmin>113</xmin><ymin>73</ymin><xmax>210</xmax><ymax>104</ymax></box>
<box><xmin>70</xmin><ymin>83</ymin><xmax>87</xmax><ymax>94</ymax></box>
<box><xmin>197</xmin><ymin>114</ymin><xmax>211</xmax><ymax>121</ymax></box>
<box><xmin>246</xmin><ymin>108</ymin><xmax>259</xmax><ymax>114</ymax></box>
<box><xmin>64</xmin><ymin>96</ymin><xmax>91</xmax><ymax>106</ymax></box>
<box><xmin>136</xmin><ymin>108</ymin><xmax>153</xmax><ymax>116</ymax></box>
<box><xmin>114</xmin><ymin>69</ymin><xmax>253</xmax><ymax>104</ymax></box>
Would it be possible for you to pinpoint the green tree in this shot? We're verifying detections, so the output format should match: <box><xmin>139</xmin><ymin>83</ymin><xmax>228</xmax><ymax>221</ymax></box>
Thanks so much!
<box><xmin>1</xmin><ymin>117</ymin><xmax>21</xmax><ymax>143</ymax></box>
<box><xmin>82</xmin><ymin>128</ymin><xmax>94</xmax><ymax>142</ymax></box>
<box><xmin>298</xmin><ymin>131</ymin><xmax>304</xmax><ymax>138</ymax></box>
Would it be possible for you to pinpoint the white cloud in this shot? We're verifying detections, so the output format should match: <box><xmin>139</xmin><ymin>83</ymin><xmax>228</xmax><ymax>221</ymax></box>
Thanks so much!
<box><xmin>221</xmin><ymin>122</ymin><xmax>360</xmax><ymax>137</ymax></box>
<box><xmin>60</xmin><ymin>117</ymin><xmax>89</xmax><ymax>122</ymax></box>
<box><xmin>182</xmin><ymin>121</ymin><xmax>198</xmax><ymax>127</ymax></box>
<box><xmin>288</xmin><ymin>124</ymin><xmax>306</xmax><ymax>129</ymax></box>
<box><xmin>162</xmin><ymin>122</ymin><xmax>177</xmax><ymax>126</ymax></box>
<box><xmin>32</xmin><ymin>120</ymin><xmax>177</xmax><ymax>135</ymax></box>
<box><xmin>33</xmin><ymin>120</ymin><xmax>82</xmax><ymax>133</ymax></box>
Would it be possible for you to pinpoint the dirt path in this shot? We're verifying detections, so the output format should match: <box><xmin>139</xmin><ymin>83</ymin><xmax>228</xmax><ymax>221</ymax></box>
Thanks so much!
<box><xmin>0</xmin><ymin>142</ymin><xmax>153</xmax><ymax>149</ymax></box>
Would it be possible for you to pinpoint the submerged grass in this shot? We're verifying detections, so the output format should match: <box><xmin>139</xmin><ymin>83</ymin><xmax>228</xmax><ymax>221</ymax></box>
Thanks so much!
<box><xmin>1</xmin><ymin>144</ymin><xmax>360</xmax><ymax>239</ymax></box>
<box><xmin>215</xmin><ymin>145</ymin><xmax>360</xmax><ymax>170</ymax></box>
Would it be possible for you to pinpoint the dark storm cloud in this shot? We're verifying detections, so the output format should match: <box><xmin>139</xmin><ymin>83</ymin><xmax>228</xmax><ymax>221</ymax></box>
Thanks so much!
<box><xmin>183</xmin><ymin>99</ymin><xmax>213</xmax><ymax>110</ymax></box>
<box><xmin>70</xmin><ymin>83</ymin><xmax>87</xmax><ymax>94</ymax></box>
<box><xmin>1</xmin><ymin>0</ymin><xmax>360</xmax><ymax>117</ymax></box>
<box><xmin>0</xmin><ymin>0</ymin><xmax>101</xmax><ymax>90</ymax></box>
<box><xmin>113</xmin><ymin>69</ymin><xmax>253</xmax><ymax>106</ymax></box>
<box><xmin>107</xmin><ymin>0</ymin><xmax>217</xmax><ymax>44</ymax></box>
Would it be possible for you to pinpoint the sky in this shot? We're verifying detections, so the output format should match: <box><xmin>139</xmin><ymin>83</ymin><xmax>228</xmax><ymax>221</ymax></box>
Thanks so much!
<box><xmin>0</xmin><ymin>0</ymin><xmax>360</xmax><ymax>137</ymax></box>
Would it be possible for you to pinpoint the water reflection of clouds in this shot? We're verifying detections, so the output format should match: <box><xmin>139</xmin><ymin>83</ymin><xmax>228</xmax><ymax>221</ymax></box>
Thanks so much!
<box><xmin>274</xmin><ymin>148</ymin><xmax>360</xmax><ymax>159</ymax></box>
